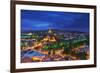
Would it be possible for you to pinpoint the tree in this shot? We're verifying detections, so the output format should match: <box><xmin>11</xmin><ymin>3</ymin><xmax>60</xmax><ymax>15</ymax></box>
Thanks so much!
<box><xmin>76</xmin><ymin>52</ymin><xmax>87</xmax><ymax>60</ymax></box>
<box><xmin>42</xmin><ymin>45</ymin><xmax>50</xmax><ymax>50</ymax></box>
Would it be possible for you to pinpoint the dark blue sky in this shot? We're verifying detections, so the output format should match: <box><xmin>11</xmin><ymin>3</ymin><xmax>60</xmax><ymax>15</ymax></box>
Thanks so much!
<box><xmin>21</xmin><ymin>10</ymin><xmax>89</xmax><ymax>32</ymax></box>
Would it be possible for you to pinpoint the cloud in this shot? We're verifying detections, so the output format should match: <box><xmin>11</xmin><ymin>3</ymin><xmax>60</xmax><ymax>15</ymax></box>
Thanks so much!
<box><xmin>21</xmin><ymin>10</ymin><xmax>89</xmax><ymax>32</ymax></box>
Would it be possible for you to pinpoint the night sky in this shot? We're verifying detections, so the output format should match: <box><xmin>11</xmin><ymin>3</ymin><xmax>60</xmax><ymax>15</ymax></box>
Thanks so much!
<box><xmin>21</xmin><ymin>10</ymin><xmax>89</xmax><ymax>32</ymax></box>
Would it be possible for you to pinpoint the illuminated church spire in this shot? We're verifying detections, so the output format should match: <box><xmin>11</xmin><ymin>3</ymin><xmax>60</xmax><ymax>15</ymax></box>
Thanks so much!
<box><xmin>48</xmin><ymin>29</ymin><xmax>52</xmax><ymax>34</ymax></box>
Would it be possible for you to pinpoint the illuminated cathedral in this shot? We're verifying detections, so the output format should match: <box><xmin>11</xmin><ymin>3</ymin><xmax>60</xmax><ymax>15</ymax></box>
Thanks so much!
<box><xmin>41</xmin><ymin>29</ymin><xmax>57</xmax><ymax>43</ymax></box>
